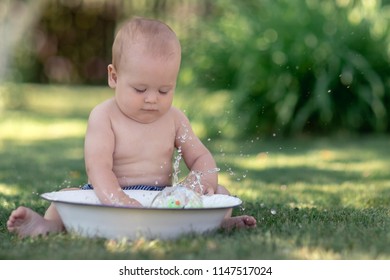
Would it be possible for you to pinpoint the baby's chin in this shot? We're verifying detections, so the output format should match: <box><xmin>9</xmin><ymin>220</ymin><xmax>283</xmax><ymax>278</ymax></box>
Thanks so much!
<box><xmin>126</xmin><ymin>112</ymin><xmax>162</xmax><ymax>124</ymax></box>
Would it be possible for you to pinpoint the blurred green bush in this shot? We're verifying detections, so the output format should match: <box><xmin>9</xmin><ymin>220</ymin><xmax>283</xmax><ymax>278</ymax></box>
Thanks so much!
<box><xmin>181</xmin><ymin>0</ymin><xmax>390</xmax><ymax>136</ymax></box>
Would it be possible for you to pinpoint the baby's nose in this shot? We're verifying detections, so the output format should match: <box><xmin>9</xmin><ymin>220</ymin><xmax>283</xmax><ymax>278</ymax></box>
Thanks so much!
<box><xmin>145</xmin><ymin>91</ymin><xmax>157</xmax><ymax>103</ymax></box>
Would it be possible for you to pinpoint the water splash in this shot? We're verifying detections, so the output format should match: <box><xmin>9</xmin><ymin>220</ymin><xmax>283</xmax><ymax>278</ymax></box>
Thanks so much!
<box><xmin>151</xmin><ymin>120</ymin><xmax>222</xmax><ymax>208</ymax></box>
<box><xmin>179</xmin><ymin>170</ymin><xmax>204</xmax><ymax>194</ymax></box>
<box><xmin>172</xmin><ymin>146</ymin><xmax>182</xmax><ymax>186</ymax></box>
<box><xmin>150</xmin><ymin>147</ymin><xmax>220</xmax><ymax>208</ymax></box>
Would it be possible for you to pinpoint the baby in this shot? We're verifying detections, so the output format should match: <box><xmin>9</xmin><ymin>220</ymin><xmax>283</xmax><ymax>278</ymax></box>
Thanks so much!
<box><xmin>7</xmin><ymin>17</ymin><xmax>256</xmax><ymax>238</ymax></box>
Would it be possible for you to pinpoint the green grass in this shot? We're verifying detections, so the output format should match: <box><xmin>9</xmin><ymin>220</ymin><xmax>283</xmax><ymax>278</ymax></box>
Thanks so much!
<box><xmin>0</xmin><ymin>83</ymin><xmax>389</xmax><ymax>259</ymax></box>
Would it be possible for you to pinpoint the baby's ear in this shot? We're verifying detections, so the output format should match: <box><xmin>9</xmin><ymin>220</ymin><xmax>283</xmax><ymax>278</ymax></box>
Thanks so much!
<box><xmin>107</xmin><ymin>64</ymin><xmax>117</xmax><ymax>88</ymax></box>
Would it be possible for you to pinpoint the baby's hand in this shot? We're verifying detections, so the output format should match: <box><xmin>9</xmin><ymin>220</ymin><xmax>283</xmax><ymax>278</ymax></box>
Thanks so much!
<box><xmin>180</xmin><ymin>170</ymin><xmax>218</xmax><ymax>195</ymax></box>
<box><xmin>202</xmin><ymin>185</ymin><xmax>215</xmax><ymax>195</ymax></box>
<box><xmin>129</xmin><ymin>198</ymin><xmax>143</xmax><ymax>208</ymax></box>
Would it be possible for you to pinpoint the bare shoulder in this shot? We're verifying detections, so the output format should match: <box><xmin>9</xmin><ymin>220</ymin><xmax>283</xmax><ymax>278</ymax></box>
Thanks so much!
<box><xmin>170</xmin><ymin>106</ymin><xmax>191</xmax><ymax>125</ymax></box>
<box><xmin>88</xmin><ymin>98</ymin><xmax>115</xmax><ymax>122</ymax></box>
<box><xmin>170</xmin><ymin>106</ymin><xmax>199</xmax><ymax>148</ymax></box>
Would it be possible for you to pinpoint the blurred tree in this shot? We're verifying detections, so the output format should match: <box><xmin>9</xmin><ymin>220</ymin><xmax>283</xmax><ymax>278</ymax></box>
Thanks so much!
<box><xmin>14</xmin><ymin>0</ymin><xmax>119</xmax><ymax>84</ymax></box>
<box><xmin>8</xmin><ymin>0</ymin><xmax>214</xmax><ymax>84</ymax></box>
<box><xmin>0</xmin><ymin>0</ymin><xmax>46</xmax><ymax>83</ymax></box>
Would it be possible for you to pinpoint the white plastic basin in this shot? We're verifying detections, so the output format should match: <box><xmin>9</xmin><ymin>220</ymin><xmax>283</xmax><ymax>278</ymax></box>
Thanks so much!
<box><xmin>41</xmin><ymin>189</ymin><xmax>242</xmax><ymax>240</ymax></box>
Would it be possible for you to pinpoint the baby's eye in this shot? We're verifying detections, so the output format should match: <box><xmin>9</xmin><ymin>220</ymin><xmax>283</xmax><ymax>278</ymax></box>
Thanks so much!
<box><xmin>134</xmin><ymin>88</ymin><xmax>146</xmax><ymax>93</ymax></box>
<box><xmin>159</xmin><ymin>89</ymin><xmax>170</xmax><ymax>94</ymax></box>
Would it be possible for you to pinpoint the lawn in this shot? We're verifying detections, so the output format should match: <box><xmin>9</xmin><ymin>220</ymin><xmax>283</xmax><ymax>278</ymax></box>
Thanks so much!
<box><xmin>0</xmin><ymin>83</ymin><xmax>389</xmax><ymax>259</ymax></box>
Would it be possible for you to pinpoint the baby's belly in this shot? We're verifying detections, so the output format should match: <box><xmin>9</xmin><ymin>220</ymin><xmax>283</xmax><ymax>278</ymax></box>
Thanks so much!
<box><xmin>114</xmin><ymin>162</ymin><xmax>173</xmax><ymax>187</ymax></box>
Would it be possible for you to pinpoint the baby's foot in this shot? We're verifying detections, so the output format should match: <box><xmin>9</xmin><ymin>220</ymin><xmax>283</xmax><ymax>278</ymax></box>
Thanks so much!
<box><xmin>7</xmin><ymin>206</ymin><xmax>63</xmax><ymax>238</ymax></box>
<box><xmin>221</xmin><ymin>215</ymin><xmax>257</xmax><ymax>231</ymax></box>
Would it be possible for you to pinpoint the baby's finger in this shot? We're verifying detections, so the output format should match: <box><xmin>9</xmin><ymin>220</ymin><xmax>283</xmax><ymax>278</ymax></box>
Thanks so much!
<box><xmin>205</xmin><ymin>187</ymin><xmax>215</xmax><ymax>195</ymax></box>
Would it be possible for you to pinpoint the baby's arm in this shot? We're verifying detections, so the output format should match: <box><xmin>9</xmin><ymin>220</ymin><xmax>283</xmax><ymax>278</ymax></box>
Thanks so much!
<box><xmin>84</xmin><ymin>104</ymin><xmax>142</xmax><ymax>207</ymax></box>
<box><xmin>173</xmin><ymin>108</ymin><xmax>218</xmax><ymax>194</ymax></box>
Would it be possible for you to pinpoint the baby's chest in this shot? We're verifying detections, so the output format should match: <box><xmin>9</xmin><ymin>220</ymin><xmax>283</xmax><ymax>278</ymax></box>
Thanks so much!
<box><xmin>113</xmin><ymin>122</ymin><xmax>176</xmax><ymax>158</ymax></box>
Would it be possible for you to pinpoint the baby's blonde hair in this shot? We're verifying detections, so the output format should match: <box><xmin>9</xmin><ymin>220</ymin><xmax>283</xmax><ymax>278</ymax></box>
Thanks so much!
<box><xmin>112</xmin><ymin>17</ymin><xmax>181</xmax><ymax>69</ymax></box>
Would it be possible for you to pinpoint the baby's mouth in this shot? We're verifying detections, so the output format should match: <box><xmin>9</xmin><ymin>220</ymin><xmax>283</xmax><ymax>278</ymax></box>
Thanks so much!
<box><xmin>142</xmin><ymin>107</ymin><xmax>158</xmax><ymax>111</ymax></box>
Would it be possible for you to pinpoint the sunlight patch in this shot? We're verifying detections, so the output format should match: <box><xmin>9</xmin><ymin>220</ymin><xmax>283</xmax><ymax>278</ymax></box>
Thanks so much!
<box><xmin>0</xmin><ymin>183</ymin><xmax>19</xmax><ymax>196</ymax></box>
<box><xmin>291</xmin><ymin>246</ymin><xmax>341</xmax><ymax>260</ymax></box>
<box><xmin>233</xmin><ymin>188</ymin><xmax>262</xmax><ymax>200</ymax></box>
<box><xmin>0</xmin><ymin>119</ymin><xmax>86</xmax><ymax>141</ymax></box>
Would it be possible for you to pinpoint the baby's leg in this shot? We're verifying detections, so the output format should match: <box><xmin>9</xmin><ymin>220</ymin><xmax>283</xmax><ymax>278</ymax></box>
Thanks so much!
<box><xmin>216</xmin><ymin>185</ymin><xmax>257</xmax><ymax>230</ymax></box>
<box><xmin>7</xmin><ymin>188</ymin><xmax>78</xmax><ymax>238</ymax></box>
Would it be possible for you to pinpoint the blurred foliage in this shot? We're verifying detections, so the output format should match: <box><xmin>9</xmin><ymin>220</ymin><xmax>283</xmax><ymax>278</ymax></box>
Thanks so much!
<box><xmin>3</xmin><ymin>0</ymin><xmax>390</xmax><ymax>137</ymax></box>
<box><xmin>183</xmin><ymin>0</ymin><xmax>390</xmax><ymax>136</ymax></box>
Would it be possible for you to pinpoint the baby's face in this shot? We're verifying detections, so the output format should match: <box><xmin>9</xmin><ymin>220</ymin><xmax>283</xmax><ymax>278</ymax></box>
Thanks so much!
<box><xmin>110</xmin><ymin>43</ymin><xmax>181</xmax><ymax>123</ymax></box>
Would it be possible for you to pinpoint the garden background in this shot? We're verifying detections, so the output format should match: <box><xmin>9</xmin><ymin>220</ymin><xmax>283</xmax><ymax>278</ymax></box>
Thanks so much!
<box><xmin>0</xmin><ymin>0</ymin><xmax>389</xmax><ymax>260</ymax></box>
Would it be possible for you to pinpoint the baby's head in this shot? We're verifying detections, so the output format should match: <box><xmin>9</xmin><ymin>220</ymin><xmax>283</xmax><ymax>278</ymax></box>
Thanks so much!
<box><xmin>111</xmin><ymin>17</ymin><xmax>181</xmax><ymax>72</ymax></box>
<box><xmin>108</xmin><ymin>17</ymin><xmax>181</xmax><ymax>123</ymax></box>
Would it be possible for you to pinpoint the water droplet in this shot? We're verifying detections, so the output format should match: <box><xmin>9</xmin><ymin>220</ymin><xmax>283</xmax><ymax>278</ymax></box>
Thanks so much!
<box><xmin>177</xmin><ymin>122</ymin><xmax>192</xmax><ymax>143</ymax></box>
<box><xmin>207</xmin><ymin>168</ymin><xmax>220</xmax><ymax>174</ymax></box>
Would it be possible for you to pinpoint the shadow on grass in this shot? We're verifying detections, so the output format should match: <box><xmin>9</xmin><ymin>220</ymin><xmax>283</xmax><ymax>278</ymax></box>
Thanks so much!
<box><xmin>226</xmin><ymin>162</ymin><xmax>366</xmax><ymax>185</ymax></box>
<box><xmin>0</xmin><ymin>137</ymin><xmax>87</xmax><ymax>192</ymax></box>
